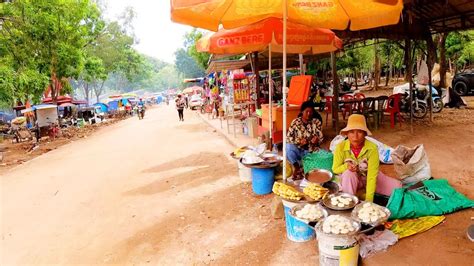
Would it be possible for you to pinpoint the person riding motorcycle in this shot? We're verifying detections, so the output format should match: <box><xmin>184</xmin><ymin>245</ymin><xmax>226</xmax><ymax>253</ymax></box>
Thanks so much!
<box><xmin>137</xmin><ymin>98</ymin><xmax>146</xmax><ymax>119</ymax></box>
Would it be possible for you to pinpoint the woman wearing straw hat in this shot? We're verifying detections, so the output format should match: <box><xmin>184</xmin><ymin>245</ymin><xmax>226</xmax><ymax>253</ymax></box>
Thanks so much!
<box><xmin>286</xmin><ymin>101</ymin><xmax>324</xmax><ymax>179</ymax></box>
<box><xmin>332</xmin><ymin>114</ymin><xmax>402</xmax><ymax>202</ymax></box>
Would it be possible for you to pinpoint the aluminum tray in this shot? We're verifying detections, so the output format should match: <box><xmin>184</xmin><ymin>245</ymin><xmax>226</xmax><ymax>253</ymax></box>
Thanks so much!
<box><xmin>322</xmin><ymin>192</ymin><xmax>359</xmax><ymax>211</ymax></box>
<box><xmin>289</xmin><ymin>203</ymin><xmax>328</xmax><ymax>224</ymax></box>
<box><xmin>351</xmin><ymin>202</ymin><xmax>391</xmax><ymax>227</ymax></box>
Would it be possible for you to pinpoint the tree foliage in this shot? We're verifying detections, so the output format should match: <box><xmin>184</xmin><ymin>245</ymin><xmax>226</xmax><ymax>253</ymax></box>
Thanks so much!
<box><xmin>446</xmin><ymin>30</ymin><xmax>474</xmax><ymax>71</ymax></box>
<box><xmin>0</xmin><ymin>0</ymin><xmax>104</xmax><ymax>105</ymax></box>
<box><xmin>183</xmin><ymin>29</ymin><xmax>210</xmax><ymax>70</ymax></box>
<box><xmin>174</xmin><ymin>48</ymin><xmax>205</xmax><ymax>79</ymax></box>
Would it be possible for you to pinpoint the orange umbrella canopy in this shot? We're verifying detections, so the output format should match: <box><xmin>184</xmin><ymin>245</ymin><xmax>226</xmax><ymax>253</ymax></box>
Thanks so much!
<box><xmin>171</xmin><ymin>0</ymin><xmax>404</xmax><ymax>31</ymax></box>
<box><xmin>196</xmin><ymin>18</ymin><xmax>342</xmax><ymax>55</ymax></box>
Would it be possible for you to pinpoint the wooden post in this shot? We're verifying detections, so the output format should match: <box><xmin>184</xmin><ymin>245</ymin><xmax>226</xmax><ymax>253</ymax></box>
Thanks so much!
<box><xmin>424</xmin><ymin>34</ymin><xmax>436</xmax><ymax>123</ymax></box>
<box><xmin>405</xmin><ymin>39</ymin><xmax>413</xmax><ymax>134</ymax></box>
<box><xmin>253</xmin><ymin>51</ymin><xmax>260</xmax><ymax>108</ymax></box>
<box><xmin>438</xmin><ymin>33</ymin><xmax>448</xmax><ymax>89</ymax></box>
<box><xmin>331</xmin><ymin>52</ymin><xmax>339</xmax><ymax>133</ymax></box>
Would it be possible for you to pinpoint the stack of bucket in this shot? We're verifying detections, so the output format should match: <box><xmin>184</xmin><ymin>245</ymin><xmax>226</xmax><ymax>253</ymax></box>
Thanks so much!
<box><xmin>237</xmin><ymin>161</ymin><xmax>252</xmax><ymax>182</ymax></box>
<box><xmin>315</xmin><ymin>221</ymin><xmax>360</xmax><ymax>266</ymax></box>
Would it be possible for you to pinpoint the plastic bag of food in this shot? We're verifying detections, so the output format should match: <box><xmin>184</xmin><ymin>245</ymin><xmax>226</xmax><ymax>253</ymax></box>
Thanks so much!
<box><xmin>391</xmin><ymin>144</ymin><xmax>431</xmax><ymax>184</ymax></box>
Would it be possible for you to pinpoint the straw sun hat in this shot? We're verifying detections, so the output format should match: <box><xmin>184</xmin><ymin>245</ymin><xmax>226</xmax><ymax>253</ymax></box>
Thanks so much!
<box><xmin>340</xmin><ymin>114</ymin><xmax>372</xmax><ymax>136</ymax></box>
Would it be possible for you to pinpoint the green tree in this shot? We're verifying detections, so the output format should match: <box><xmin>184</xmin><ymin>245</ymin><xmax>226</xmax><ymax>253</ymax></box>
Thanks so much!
<box><xmin>0</xmin><ymin>0</ymin><xmax>104</xmax><ymax>104</ymax></box>
<box><xmin>83</xmin><ymin>20</ymin><xmax>137</xmax><ymax>101</ymax></box>
<box><xmin>184</xmin><ymin>29</ymin><xmax>210</xmax><ymax>70</ymax></box>
<box><xmin>446</xmin><ymin>30</ymin><xmax>474</xmax><ymax>72</ymax></box>
<box><xmin>175</xmin><ymin>48</ymin><xmax>205</xmax><ymax>79</ymax></box>
<box><xmin>79</xmin><ymin>56</ymin><xmax>106</xmax><ymax>104</ymax></box>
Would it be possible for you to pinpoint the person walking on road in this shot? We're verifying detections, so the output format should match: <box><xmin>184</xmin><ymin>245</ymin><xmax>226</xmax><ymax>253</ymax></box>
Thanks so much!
<box><xmin>175</xmin><ymin>94</ymin><xmax>186</xmax><ymax>121</ymax></box>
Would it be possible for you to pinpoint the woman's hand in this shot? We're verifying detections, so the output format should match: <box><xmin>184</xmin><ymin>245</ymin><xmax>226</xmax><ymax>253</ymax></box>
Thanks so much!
<box><xmin>348</xmin><ymin>162</ymin><xmax>359</xmax><ymax>172</ymax></box>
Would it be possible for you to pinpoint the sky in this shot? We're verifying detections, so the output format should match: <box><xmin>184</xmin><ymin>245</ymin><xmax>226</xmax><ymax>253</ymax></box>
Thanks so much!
<box><xmin>103</xmin><ymin>0</ymin><xmax>193</xmax><ymax>64</ymax></box>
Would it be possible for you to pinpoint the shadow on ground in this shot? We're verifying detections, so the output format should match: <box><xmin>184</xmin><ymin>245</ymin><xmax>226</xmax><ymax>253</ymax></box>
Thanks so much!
<box><xmin>124</xmin><ymin>152</ymin><xmax>236</xmax><ymax>196</ymax></box>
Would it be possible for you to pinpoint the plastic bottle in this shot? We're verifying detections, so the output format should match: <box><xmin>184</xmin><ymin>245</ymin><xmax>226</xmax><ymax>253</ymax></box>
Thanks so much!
<box><xmin>272</xmin><ymin>144</ymin><xmax>278</xmax><ymax>155</ymax></box>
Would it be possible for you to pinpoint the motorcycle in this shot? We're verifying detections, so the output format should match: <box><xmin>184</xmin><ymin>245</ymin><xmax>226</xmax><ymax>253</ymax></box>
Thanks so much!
<box><xmin>137</xmin><ymin>105</ymin><xmax>145</xmax><ymax>120</ymax></box>
<box><xmin>395</xmin><ymin>83</ymin><xmax>428</xmax><ymax>119</ymax></box>
<box><xmin>410</xmin><ymin>84</ymin><xmax>444</xmax><ymax>114</ymax></box>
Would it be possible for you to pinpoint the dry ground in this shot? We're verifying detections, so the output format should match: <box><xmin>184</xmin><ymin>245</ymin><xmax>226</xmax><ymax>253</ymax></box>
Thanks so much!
<box><xmin>1</xmin><ymin>99</ymin><xmax>473</xmax><ymax>265</ymax></box>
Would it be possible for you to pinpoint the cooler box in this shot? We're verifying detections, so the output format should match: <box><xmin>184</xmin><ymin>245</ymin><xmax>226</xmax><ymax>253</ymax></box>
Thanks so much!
<box><xmin>259</xmin><ymin>104</ymin><xmax>300</xmax><ymax>144</ymax></box>
<box><xmin>288</xmin><ymin>75</ymin><xmax>312</xmax><ymax>105</ymax></box>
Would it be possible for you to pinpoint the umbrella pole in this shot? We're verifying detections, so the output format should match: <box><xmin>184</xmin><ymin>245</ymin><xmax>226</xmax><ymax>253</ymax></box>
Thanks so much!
<box><xmin>282</xmin><ymin>0</ymin><xmax>288</xmax><ymax>181</ymax></box>
<box><xmin>269</xmin><ymin>44</ymin><xmax>273</xmax><ymax>144</ymax></box>
<box><xmin>299</xmin><ymin>54</ymin><xmax>304</xmax><ymax>75</ymax></box>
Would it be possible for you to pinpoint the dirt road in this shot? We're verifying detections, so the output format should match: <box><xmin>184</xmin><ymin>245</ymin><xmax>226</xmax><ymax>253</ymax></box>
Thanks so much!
<box><xmin>1</xmin><ymin>105</ymin><xmax>473</xmax><ymax>265</ymax></box>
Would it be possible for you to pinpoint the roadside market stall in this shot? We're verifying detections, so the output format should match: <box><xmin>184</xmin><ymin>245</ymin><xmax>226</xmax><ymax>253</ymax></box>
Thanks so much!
<box><xmin>172</xmin><ymin>0</ymin><xmax>404</xmax><ymax>188</ymax></box>
<box><xmin>21</xmin><ymin>104</ymin><xmax>59</xmax><ymax>140</ymax></box>
<box><xmin>197</xmin><ymin>17</ymin><xmax>343</xmax><ymax>141</ymax></box>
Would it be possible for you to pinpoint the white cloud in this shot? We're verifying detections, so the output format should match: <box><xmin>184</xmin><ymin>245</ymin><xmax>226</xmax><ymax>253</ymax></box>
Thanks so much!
<box><xmin>103</xmin><ymin>0</ymin><xmax>192</xmax><ymax>64</ymax></box>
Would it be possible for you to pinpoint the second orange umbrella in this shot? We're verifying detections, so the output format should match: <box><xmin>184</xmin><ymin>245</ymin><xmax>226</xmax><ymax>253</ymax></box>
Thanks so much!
<box><xmin>197</xmin><ymin>18</ymin><xmax>342</xmax><ymax>55</ymax></box>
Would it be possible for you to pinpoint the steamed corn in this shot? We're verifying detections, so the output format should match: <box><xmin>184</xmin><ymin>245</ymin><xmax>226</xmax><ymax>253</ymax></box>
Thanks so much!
<box><xmin>303</xmin><ymin>183</ymin><xmax>329</xmax><ymax>201</ymax></box>
<box><xmin>272</xmin><ymin>182</ymin><xmax>304</xmax><ymax>201</ymax></box>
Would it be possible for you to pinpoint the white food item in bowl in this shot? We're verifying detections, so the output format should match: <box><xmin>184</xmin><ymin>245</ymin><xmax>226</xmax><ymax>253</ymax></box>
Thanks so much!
<box><xmin>295</xmin><ymin>204</ymin><xmax>324</xmax><ymax>221</ymax></box>
<box><xmin>357</xmin><ymin>202</ymin><xmax>388</xmax><ymax>224</ymax></box>
<box><xmin>322</xmin><ymin>215</ymin><xmax>356</xmax><ymax>235</ymax></box>
<box><xmin>331</xmin><ymin>195</ymin><xmax>353</xmax><ymax>207</ymax></box>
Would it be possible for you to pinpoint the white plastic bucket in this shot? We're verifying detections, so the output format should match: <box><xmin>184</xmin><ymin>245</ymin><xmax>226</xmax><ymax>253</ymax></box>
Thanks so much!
<box><xmin>316</xmin><ymin>229</ymin><xmax>359</xmax><ymax>266</ymax></box>
<box><xmin>238</xmin><ymin>161</ymin><xmax>252</xmax><ymax>182</ymax></box>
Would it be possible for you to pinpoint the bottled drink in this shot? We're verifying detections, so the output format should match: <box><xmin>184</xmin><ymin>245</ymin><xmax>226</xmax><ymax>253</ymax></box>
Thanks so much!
<box><xmin>272</xmin><ymin>144</ymin><xmax>278</xmax><ymax>155</ymax></box>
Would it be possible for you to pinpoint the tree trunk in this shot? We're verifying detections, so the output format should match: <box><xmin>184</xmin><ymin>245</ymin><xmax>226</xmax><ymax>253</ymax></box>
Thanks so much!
<box><xmin>438</xmin><ymin>33</ymin><xmax>448</xmax><ymax>88</ymax></box>
<box><xmin>84</xmin><ymin>83</ymin><xmax>90</xmax><ymax>106</ymax></box>
<box><xmin>426</xmin><ymin>34</ymin><xmax>439</xmax><ymax>64</ymax></box>
<box><xmin>374</xmin><ymin>41</ymin><xmax>381</xmax><ymax>90</ymax></box>
<box><xmin>354</xmin><ymin>70</ymin><xmax>358</xmax><ymax>90</ymax></box>
<box><xmin>94</xmin><ymin>80</ymin><xmax>106</xmax><ymax>103</ymax></box>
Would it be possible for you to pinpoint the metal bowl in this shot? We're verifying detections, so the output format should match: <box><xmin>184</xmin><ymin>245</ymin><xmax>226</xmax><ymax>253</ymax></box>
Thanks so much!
<box><xmin>322</xmin><ymin>192</ymin><xmax>359</xmax><ymax>211</ymax></box>
<box><xmin>315</xmin><ymin>216</ymin><xmax>361</xmax><ymax>237</ymax></box>
<box><xmin>351</xmin><ymin>202</ymin><xmax>391</xmax><ymax>227</ymax></box>
<box><xmin>289</xmin><ymin>203</ymin><xmax>328</xmax><ymax>224</ymax></box>
<box><xmin>304</xmin><ymin>169</ymin><xmax>333</xmax><ymax>184</ymax></box>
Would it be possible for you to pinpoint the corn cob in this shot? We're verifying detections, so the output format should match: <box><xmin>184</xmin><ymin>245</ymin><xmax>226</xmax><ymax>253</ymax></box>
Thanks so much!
<box><xmin>303</xmin><ymin>183</ymin><xmax>329</xmax><ymax>201</ymax></box>
<box><xmin>272</xmin><ymin>182</ymin><xmax>304</xmax><ymax>201</ymax></box>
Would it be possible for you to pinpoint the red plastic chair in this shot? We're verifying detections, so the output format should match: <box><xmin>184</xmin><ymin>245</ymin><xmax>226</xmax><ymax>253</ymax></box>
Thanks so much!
<box><xmin>324</xmin><ymin>96</ymin><xmax>333</xmax><ymax>127</ymax></box>
<box><xmin>354</xmin><ymin>93</ymin><xmax>366</xmax><ymax>113</ymax></box>
<box><xmin>341</xmin><ymin>94</ymin><xmax>354</xmax><ymax>120</ymax></box>
<box><xmin>384</xmin><ymin>93</ymin><xmax>403</xmax><ymax>128</ymax></box>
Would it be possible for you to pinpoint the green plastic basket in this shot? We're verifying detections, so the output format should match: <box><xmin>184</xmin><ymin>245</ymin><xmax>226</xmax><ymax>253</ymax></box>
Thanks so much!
<box><xmin>302</xmin><ymin>150</ymin><xmax>334</xmax><ymax>174</ymax></box>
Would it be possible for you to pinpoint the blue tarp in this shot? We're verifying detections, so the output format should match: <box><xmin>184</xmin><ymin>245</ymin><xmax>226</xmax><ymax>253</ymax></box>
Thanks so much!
<box><xmin>94</xmin><ymin>103</ymin><xmax>109</xmax><ymax>113</ymax></box>
<box><xmin>0</xmin><ymin>111</ymin><xmax>15</xmax><ymax>123</ymax></box>
<box><xmin>108</xmin><ymin>100</ymin><xmax>119</xmax><ymax>111</ymax></box>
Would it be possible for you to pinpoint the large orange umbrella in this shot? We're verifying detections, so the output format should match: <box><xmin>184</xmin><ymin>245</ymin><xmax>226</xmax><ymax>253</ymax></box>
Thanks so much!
<box><xmin>171</xmin><ymin>0</ymin><xmax>403</xmax><ymax>31</ymax></box>
<box><xmin>171</xmin><ymin>0</ymin><xmax>404</xmax><ymax>181</ymax></box>
<box><xmin>197</xmin><ymin>18</ymin><xmax>342</xmax><ymax>55</ymax></box>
